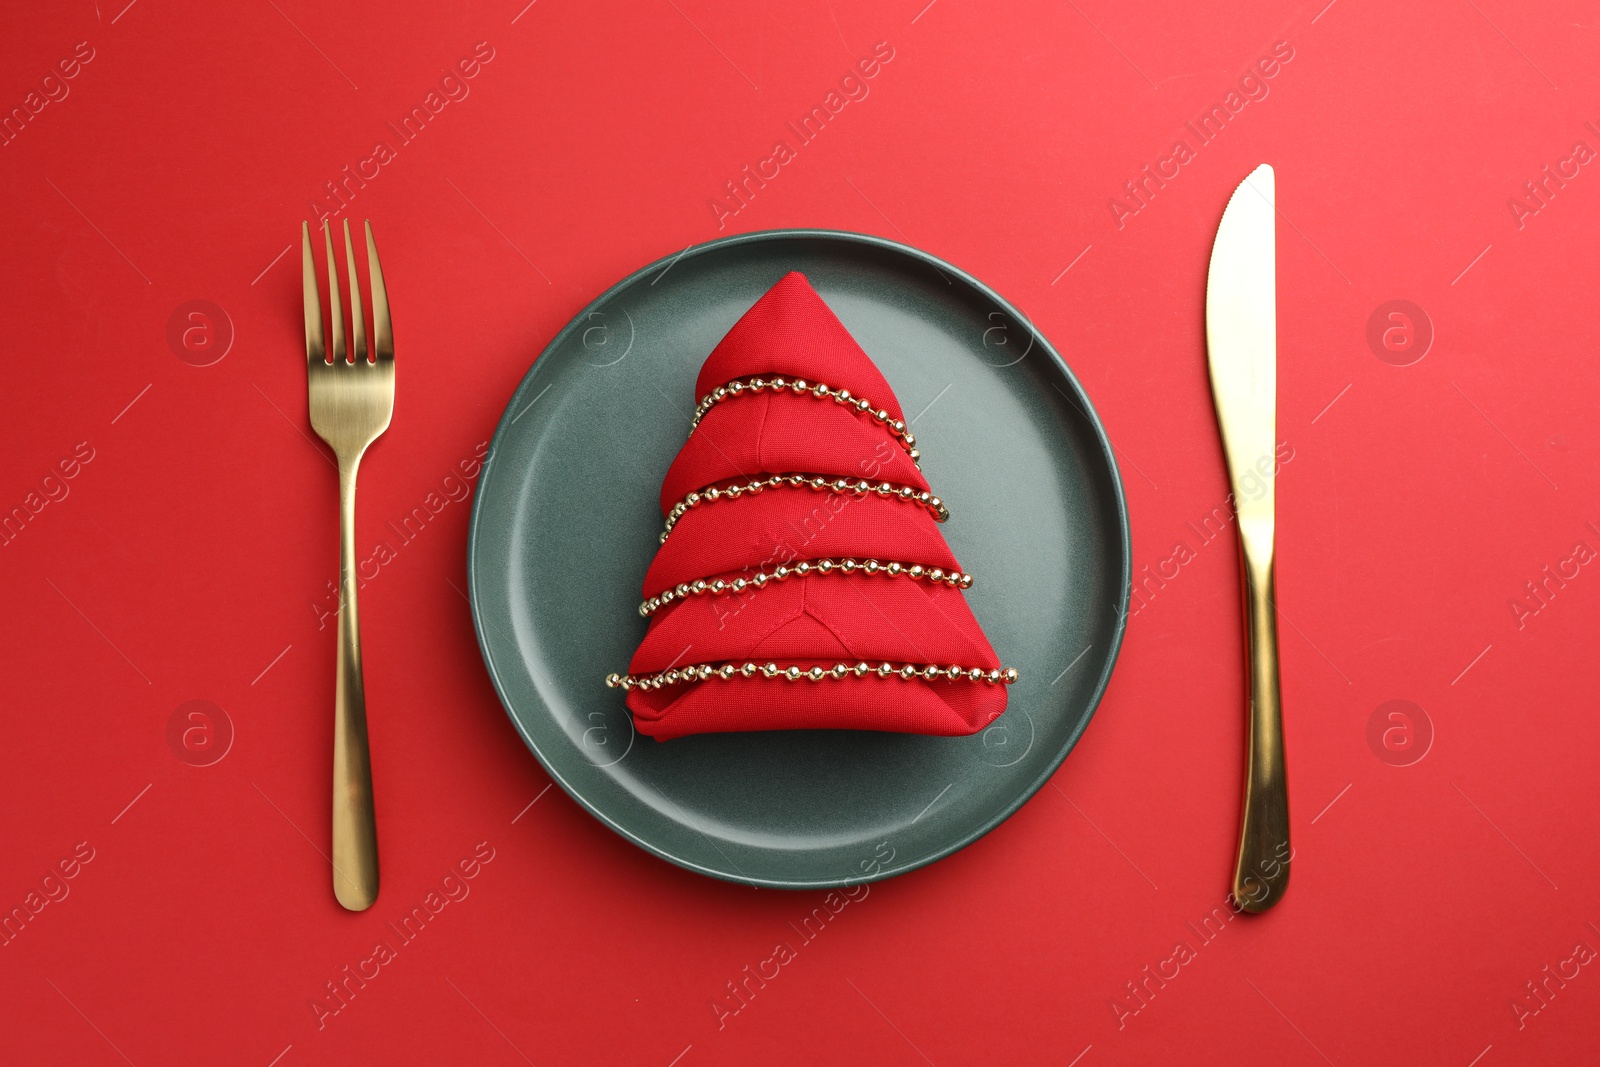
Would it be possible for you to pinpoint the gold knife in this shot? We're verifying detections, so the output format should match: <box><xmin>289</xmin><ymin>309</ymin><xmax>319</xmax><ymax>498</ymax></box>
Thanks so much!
<box><xmin>1205</xmin><ymin>164</ymin><xmax>1289</xmax><ymax>912</ymax></box>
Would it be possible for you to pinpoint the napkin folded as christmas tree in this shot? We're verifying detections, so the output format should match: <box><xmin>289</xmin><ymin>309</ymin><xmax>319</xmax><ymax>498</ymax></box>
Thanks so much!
<box><xmin>607</xmin><ymin>272</ymin><xmax>1015</xmax><ymax>740</ymax></box>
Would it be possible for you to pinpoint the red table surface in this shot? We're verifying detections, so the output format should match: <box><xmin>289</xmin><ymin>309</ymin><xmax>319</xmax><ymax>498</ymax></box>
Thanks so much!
<box><xmin>3</xmin><ymin>1</ymin><xmax>1597</xmax><ymax>1064</ymax></box>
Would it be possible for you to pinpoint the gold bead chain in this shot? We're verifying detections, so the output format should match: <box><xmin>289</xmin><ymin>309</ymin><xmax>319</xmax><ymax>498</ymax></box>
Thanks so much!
<box><xmin>691</xmin><ymin>376</ymin><xmax>922</xmax><ymax>467</ymax></box>
<box><xmin>639</xmin><ymin>557</ymin><xmax>974</xmax><ymax>617</ymax></box>
<box><xmin>660</xmin><ymin>473</ymin><xmax>948</xmax><ymax>544</ymax></box>
<box><xmin>607</xmin><ymin>661</ymin><xmax>1019</xmax><ymax>691</ymax></box>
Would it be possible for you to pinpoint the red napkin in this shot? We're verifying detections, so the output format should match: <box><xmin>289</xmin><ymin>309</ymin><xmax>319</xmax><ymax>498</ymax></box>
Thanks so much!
<box><xmin>608</xmin><ymin>272</ymin><xmax>1014</xmax><ymax>740</ymax></box>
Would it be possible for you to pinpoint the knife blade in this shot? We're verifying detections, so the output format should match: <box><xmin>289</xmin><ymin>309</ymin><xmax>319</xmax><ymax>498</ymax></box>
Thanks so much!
<box><xmin>1205</xmin><ymin>163</ymin><xmax>1289</xmax><ymax>913</ymax></box>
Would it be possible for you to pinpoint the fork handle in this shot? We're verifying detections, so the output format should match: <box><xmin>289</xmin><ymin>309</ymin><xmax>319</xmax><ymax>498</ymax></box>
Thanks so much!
<box><xmin>1232</xmin><ymin>546</ymin><xmax>1289</xmax><ymax>913</ymax></box>
<box><xmin>332</xmin><ymin>456</ymin><xmax>380</xmax><ymax>911</ymax></box>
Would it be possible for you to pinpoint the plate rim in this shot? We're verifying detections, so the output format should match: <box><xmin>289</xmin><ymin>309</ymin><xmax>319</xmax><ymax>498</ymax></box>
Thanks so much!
<box><xmin>467</xmin><ymin>227</ymin><xmax>1132</xmax><ymax>889</ymax></box>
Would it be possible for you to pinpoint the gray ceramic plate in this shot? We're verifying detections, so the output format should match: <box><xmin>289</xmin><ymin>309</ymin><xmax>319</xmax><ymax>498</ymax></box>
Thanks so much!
<box><xmin>468</xmin><ymin>230</ymin><xmax>1129</xmax><ymax>889</ymax></box>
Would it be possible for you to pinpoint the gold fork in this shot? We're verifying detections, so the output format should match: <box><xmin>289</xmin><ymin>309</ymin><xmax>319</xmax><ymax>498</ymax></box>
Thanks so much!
<box><xmin>303</xmin><ymin>219</ymin><xmax>393</xmax><ymax>912</ymax></box>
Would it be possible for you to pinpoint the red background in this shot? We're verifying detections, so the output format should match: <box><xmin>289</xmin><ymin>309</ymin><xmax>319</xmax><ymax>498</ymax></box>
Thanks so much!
<box><xmin>2</xmin><ymin>1</ymin><xmax>1597</xmax><ymax>1064</ymax></box>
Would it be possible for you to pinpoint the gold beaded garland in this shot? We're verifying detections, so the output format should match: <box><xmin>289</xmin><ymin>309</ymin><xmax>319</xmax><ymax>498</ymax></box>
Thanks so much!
<box><xmin>637</xmin><ymin>557</ymin><xmax>975</xmax><ymax>617</ymax></box>
<box><xmin>606</xmin><ymin>662</ymin><xmax>1019</xmax><ymax>691</ymax></box>
<box><xmin>691</xmin><ymin>375</ymin><xmax>921</xmax><ymax>466</ymax></box>
<box><xmin>659</xmin><ymin>472</ymin><xmax>948</xmax><ymax>543</ymax></box>
<box><xmin>607</xmin><ymin>367</ymin><xmax>1021</xmax><ymax>701</ymax></box>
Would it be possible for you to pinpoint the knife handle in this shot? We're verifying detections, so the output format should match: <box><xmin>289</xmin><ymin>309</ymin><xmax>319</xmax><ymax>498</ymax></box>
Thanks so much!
<box><xmin>1232</xmin><ymin>546</ymin><xmax>1289</xmax><ymax>913</ymax></box>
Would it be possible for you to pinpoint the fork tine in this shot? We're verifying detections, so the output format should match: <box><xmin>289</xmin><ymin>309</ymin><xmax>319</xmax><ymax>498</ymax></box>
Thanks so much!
<box><xmin>302</xmin><ymin>222</ymin><xmax>325</xmax><ymax>365</ymax></box>
<box><xmin>342</xmin><ymin>218</ymin><xmax>367</xmax><ymax>363</ymax></box>
<box><xmin>322</xmin><ymin>221</ymin><xmax>346</xmax><ymax>364</ymax></box>
<box><xmin>365</xmin><ymin>221</ymin><xmax>393</xmax><ymax>362</ymax></box>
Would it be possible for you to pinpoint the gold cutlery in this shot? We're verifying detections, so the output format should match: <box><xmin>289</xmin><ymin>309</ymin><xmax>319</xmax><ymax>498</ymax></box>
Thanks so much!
<box><xmin>303</xmin><ymin>219</ymin><xmax>394</xmax><ymax>912</ymax></box>
<box><xmin>1205</xmin><ymin>164</ymin><xmax>1289</xmax><ymax>912</ymax></box>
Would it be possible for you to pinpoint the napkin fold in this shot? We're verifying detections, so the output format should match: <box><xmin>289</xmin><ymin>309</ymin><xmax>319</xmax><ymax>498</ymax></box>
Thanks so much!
<box><xmin>609</xmin><ymin>271</ymin><xmax>1013</xmax><ymax>740</ymax></box>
